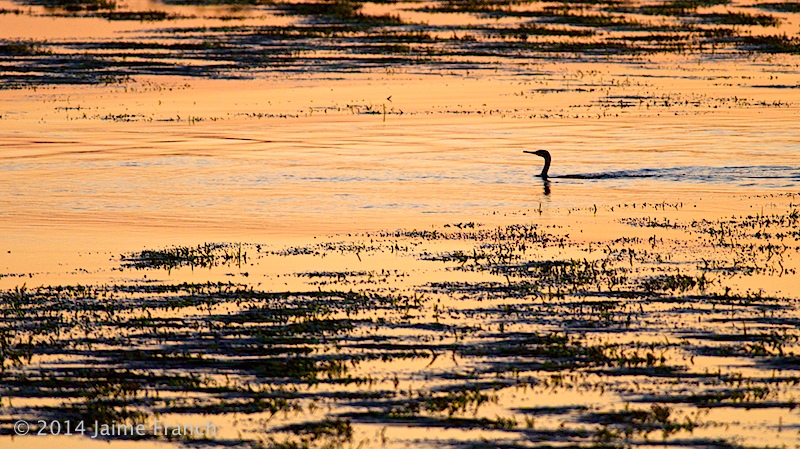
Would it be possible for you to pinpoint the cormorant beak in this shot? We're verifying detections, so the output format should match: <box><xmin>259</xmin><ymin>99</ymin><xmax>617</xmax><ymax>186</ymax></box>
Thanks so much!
<box><xmin>523</xmin><ymin>150</ymin><xmax>545</xmax><ymax>158</ymax></box>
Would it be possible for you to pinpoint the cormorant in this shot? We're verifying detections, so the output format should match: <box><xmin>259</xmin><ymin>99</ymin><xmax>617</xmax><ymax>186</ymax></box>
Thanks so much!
<box><xmin>523</xmin><ymin>150</ymin><xmax>551</xmax><ymax>179</ymax></box>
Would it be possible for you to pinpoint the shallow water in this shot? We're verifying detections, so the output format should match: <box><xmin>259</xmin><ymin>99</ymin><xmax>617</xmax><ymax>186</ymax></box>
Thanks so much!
<box><xmin>4</xmin><ymin>79</ymin><xmax>799</xmax><ymax>447</ymax></box>
<box><xmin>2</xmin><ymin>1</ymin><xmax>800</xmax><ymax>448</ymax></box>
<box><xmin>2</xmin><ymin>73</ymin><xmax>799</xmax><ymax>239</ymax></box>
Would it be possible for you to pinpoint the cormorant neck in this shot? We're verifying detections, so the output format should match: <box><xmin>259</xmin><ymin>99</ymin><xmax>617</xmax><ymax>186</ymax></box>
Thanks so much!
<box><xmin>540</xmin><ymin>154</ymin><xmax>551</xmax><ymax>178</ymax></box>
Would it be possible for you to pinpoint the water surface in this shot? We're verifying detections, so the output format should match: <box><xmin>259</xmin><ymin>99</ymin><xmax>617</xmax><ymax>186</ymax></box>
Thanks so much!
<box><xmin>2</xmin><ymin>1</ymin><xmax>800</xmax><ymax>448</ymax></box>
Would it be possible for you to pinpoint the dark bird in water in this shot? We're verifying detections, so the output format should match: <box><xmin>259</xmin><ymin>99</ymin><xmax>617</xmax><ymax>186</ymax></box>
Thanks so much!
<box><xmin>523</xmin><ymin>150</ymin><xmax>551</xmax><ymax>179</ymax></box>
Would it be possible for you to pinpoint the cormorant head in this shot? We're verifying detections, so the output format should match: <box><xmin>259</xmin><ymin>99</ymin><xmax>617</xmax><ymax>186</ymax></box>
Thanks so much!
<box><xmin>523</xmin><ymin>149</ymin><xmax>552</xmax><ymax>179</ymax></box>
<box><xmin>523</xmin><ymin>149</ymin><xmax>550</xmax><ymax>160</ymax></box>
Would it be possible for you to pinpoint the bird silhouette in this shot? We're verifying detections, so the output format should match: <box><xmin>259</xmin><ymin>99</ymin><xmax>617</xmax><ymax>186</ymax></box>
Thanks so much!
<box><xmin>523</xmin><ymin>150</ymin><xmax>551</xmax><ymax>179</ymax></box>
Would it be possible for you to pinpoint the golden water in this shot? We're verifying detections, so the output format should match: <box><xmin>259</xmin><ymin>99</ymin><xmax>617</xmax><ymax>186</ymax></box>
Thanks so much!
<box><xmin>2</xmin><ymin>0</ymin><xmax>800</xmax><ymax>447</ymax></box>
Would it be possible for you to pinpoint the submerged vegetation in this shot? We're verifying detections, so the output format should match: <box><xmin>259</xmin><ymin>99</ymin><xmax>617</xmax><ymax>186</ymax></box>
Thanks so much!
<box><xmin>1</xmin><ymin>0</ymin><xmax>800</xmax><ymax>87</ymax></box>
<box><xmin>121</xmin><ymin>243</ymin><xmax>251</xmax><ymax>270</ymax></box>
<box><xmin>1</xmin><ymin>198</ymin><xmax>799</xmax><ymax>447</ymax></box>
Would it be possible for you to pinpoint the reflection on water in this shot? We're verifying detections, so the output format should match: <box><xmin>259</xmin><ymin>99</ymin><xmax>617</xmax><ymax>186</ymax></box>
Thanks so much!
<box><xmin>2</xmin><ymin>107</ymin><xmax>800</xmax><ymax>236</ymax></box>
